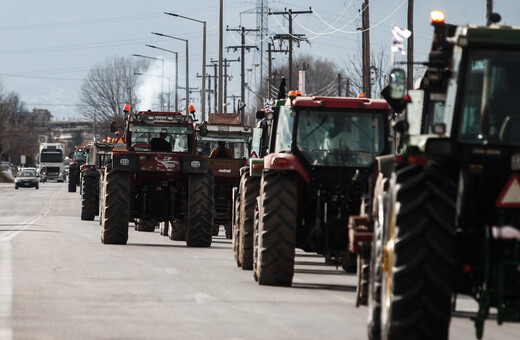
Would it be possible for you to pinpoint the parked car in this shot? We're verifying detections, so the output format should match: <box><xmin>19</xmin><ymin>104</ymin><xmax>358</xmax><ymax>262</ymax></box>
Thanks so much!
<box><xmin>0</xmin><ymin>162</ymin><xmax>17</xmax><ymax>181</ymax></box>
<box><xmin>15</xmin><ymin>169</ymin><xmax>39</xmax><ymax>189</ymax></box>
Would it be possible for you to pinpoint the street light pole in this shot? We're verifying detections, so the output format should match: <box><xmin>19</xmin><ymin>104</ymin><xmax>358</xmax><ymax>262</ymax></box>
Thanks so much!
<box><xmin>152</xmin><ymin>32</ymin><xmax>189</xmax><ymax>115</ymax></box>
<box><xmin>146</xmin><ymin>44</ymin><xmax>179</xmax><ymax>112</ymax></box>
<box><xmin>165</xmin><ymin>12</ymin><xmax>207</xmax><ymax>121</ymax></box>
<box><xmin>131</xmin><ymin>54</ymin><xmax>165</xmax><ymax>110</ymax></box>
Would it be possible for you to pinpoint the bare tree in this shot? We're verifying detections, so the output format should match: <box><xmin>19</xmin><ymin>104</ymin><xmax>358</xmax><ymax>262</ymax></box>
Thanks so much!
<box><xmin>269</xmin><ymin>54</ymin><xmax>342</xmax><ymax>97</ymax></box>
<box><xmin>342</xmin><ymin>45</ymin><xmax>390</xmax><ymax>98</ymax></box>
<box><xmin>0</xmin><ymin>88</ymin><xmax>38</xmax><ymax>164</ymax></box>
<box><xmin>80</xmin><ymin>56</ymin><xmax>148</xmax><ymax>132</ymax></box>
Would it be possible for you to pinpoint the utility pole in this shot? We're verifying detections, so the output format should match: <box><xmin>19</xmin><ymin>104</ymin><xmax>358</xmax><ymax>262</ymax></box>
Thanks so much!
<box><xmin>269</xmin><ymin>8</ymin><xmax>313</xmax><ymax>90</ymax></box>
<box><xmin>361</xmin><ymin>0</ymin><xmax>371</xmax><ymax>98</ymax></box>
<box><xmin>226</xmin><ymin>26</ymin><xmax>259</xmax><ymax>123</ymax></box>
<box><xmin>267</xmin><ymin>41</ymin><xmax>289</xmax><ymax>98</ymax></box>
<box><xmin>210</xmin><ymin>63</ymin><xmax>218</xmax><ymax>112</ymax></box>
<box><xmin>486</xmin><ymin>0</ymin><xmax>493</xmax><ymax>26</ymax></box>
<box><xmin>407</xmin><ymin>0</ymin><xmax>414</xmax><ymax>90</ymax></box>
<box><xmin>212</xmin><ymin>58</ymin><xmax>239</xmax><ymax>113</ymax></box>
<box><xmin>208</xmin><ymin>75</ymin><xmax>212</xmax><ymax>113</ymax></box>
<box><xmin>218</xmin><ymin>0</ymin><xmax>224</xmax><ymax>113</ymax></box>
<box><xmin>227</xmin><ymin>94</ymin><xmax>239</xmax><ymax>113</ymax></box>
<box><xmin>197</xmin><ymin>71</ymin><xmax>217</xmax><ymax>114</ymax></box>
<box><xmin>214</xmin><ymin>64</ymin><xmax>218</xmax><ymax>112</ymax></box>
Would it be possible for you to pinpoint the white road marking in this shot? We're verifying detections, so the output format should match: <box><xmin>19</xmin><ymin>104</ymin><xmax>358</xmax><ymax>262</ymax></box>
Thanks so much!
<box><xmin>0</xmin><ymin>189</ymin><xmax>61</xmax><ymax>340</ymax></box>
<box><xmin>0</xmin><ymin>241</ymin><xmax>13</xmax><ymax>340</ymax></box>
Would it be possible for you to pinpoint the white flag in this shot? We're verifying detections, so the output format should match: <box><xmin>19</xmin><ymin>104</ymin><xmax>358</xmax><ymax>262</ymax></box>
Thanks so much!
<box><xmin>392</xmin><ymin>25</ymin><xmax>412</xmax><ymax>55</ymax></box>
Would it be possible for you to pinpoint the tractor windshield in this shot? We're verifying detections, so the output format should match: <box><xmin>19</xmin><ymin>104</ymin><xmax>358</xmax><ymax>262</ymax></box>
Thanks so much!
<box><xmin>458</xmin><ymin>49</ymin><xmax>520</xmax><ymax>146</ymax></box>
<box><xmin>295</xmin><ymin>108</ymin><xmax>386</xmax><ymax>167</ymax></box>
<box><xmin>196</xmin><ymin>133</ymin><xmax>251</xmax><ymax>159</ymax></box>
<box><xmin>130</xmin><ymin>124</ymin><xmax>193</xmax><ymax>152</ymax></box>
<box><xmin>73</xmin><ymin>150</ymin><xmax>87</xmax><ymax>163</ymax></box>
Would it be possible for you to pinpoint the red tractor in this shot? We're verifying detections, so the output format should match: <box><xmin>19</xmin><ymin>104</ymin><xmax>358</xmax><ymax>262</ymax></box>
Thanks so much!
<box><xmin>195</xmin><ymin>113</ymin><xmax>252</xmax><ymax>239</ymax></box>
<box><xmin>234</xmin><ymin>94</ymin><xmax>392</xmax><ymax>285</ymax></box>
<box><xmin>100</xmin><ymin>108</ymin><xmax>214</xmax><ymax>247</ymax></box>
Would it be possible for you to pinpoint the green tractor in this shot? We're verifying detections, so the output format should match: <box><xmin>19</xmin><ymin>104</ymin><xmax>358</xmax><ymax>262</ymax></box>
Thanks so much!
<box><xmin>370</xmin><ymin>11</ymin><xmax>520</xmax><ymax>340</ymax></box>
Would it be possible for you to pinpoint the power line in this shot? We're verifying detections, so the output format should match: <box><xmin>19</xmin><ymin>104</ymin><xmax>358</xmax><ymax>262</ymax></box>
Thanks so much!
<box><xmin>24</xmin><ymin>103</ymin><xmax>88</xmax><ymax>107</ymax></box>
<box><xmin>269</xmin><ymin>8</ymin><xmax>313</xmax><ymax>90</ymax></box>
<box><xmin>0</xmin><ymin>73</ymin><xmax>82</xmax><ymax>81</ymax></box>
<box><xmin>0</xmin><ymin>13</ymin><xmax>163</xmax><ymax>32</ymax></box>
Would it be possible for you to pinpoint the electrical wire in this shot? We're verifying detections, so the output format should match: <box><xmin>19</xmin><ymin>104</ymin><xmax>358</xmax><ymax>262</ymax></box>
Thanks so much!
<box><xmin>0</xmin><ymin>73</ymin><xmax>82</xmax><ymax>81</ymax></box>
<box><xmin>271</xmin><ymin>0</ymin><xmax>407</xmax><ymax>39</ymax></box>
<box><xmin>0</xmin><ymin>37</ymin><xmax>164</xmax><ymax>56</ymax></box>
<box><xmin>0</xmin><ymin>13</ymin><xmax>163</xmax><ymax>32</ymax></box>
<box><xmin>311</xmin><ymin>0</ymin><xmax>357</xmax><ymax>31</ymax></box>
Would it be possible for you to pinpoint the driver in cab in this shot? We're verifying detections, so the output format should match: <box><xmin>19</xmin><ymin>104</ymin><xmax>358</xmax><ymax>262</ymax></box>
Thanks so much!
<box><xmin>132</xmin><ymin>128</ymin><xmax>172</xmax><ymax>152</ymax></box>
<box><xmin>322</xmin><ymin>116</ymin><xmax>355</xmax><ymax>151</ymax></box>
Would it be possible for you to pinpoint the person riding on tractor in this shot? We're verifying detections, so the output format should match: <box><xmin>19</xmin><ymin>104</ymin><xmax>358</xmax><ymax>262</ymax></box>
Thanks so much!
<box><xmin>209</xmin><ymin>141</ymin><xmax>232</xmax><ymax>158</ymax></box>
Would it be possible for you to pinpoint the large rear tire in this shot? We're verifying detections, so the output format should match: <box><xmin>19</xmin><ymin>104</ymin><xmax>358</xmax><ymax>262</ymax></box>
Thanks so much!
<box><xmin>100</xmin><ymin>170</ymin><xmax>130</xmax><ymax>245</ymax></box>
<box><xmin>159</xmin><ymin>222</ymin><xmax>169</xmax><ymax>236</ymax></box>
<box><xmin>169</xmin><ymin>219</ymin><xmax>186</xmax><ymax>241</ymax></box>
<box><xmin>233</xmin><ymin>195</ymin><xmax>241</xmax><ymax>266</ymax></box>
<box><xmin>254</xmin><ymin>171</ymin><xmax>297</xmax><ymax>286</ymax></box>
<box><xmin>135</xmin><ymin>219</ymin><xmax>156</xmax><ymax>232</ymax></box>
<box><xmin>238</xmin><ymin>173</ymin><xmax>260</xmax><ymax>270</ymax></box>
<box><xmin>68</xmin><ymin>178</ymin><xmax>76</xmax><ymax>192</ymax></box>
<box><xmin>185</xmin><ymin>171</ymin><xmax>214</xmax><ymax>247</ymax></box>
<box><xmin>81</xmin><ymin>175</ymin><xmax>97</xmax><ymax>221</ymax></box>
<box><xmin>367</xmin><ymin>193</ymin><xmax>386</xmax><ymax>340</ymax></box>
<box><xmin>381</xmin><ymin>163</ymin><xmax>456</xmax><ymax>340</ymax></box>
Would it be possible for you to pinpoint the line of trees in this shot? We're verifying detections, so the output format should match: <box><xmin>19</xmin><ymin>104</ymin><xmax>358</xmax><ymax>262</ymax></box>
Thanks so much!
<box><xmin>0</xmin><ymin>83</ymin><xmax>39</xmax><ymax>166</ymax></box>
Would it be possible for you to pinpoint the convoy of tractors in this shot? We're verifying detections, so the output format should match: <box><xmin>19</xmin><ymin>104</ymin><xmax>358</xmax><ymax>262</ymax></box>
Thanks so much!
<box><xmin>72</xmin><ymin>11</ymin><xmax>520</xmax><ymax>340</ymax></box>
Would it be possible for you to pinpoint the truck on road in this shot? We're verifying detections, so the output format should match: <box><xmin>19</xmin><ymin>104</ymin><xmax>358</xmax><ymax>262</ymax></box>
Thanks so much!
<box><xmin>38</xmin><ymin>142</ymin><xmax>65</xmax><ymax>182</ymax></box>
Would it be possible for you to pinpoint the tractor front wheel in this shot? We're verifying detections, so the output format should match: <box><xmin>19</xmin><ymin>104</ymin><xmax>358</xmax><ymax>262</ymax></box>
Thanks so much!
<box><xmin>254</xmin><ymin>171</ymin><xmax>297</xmax><ymax>286</ymax></box>
<box><xmin>100</xmin><ymin>170</ymin><xmax>130</xmax><ymax>244</ymax></box>
<box><xmin>185</xmin><ymin>172</ymin><xmax>214</xmax><ymax>247</ymax></box>
<box><xmin>81</xmin><ymin>175</ymin><xmax>97</xmax><ymax>221</ymax></box>
<box><xmin>238</xmin><ymin>173</ymin><xmax>260</xmax><ymax>270</ymax></box>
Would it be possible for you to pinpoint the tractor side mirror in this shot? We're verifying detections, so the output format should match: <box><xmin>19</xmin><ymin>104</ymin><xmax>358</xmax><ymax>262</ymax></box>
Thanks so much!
<box><xmin>389</xmin><ymin>68</ymin><xmax>406</xmax><ymax>99</ymax></box>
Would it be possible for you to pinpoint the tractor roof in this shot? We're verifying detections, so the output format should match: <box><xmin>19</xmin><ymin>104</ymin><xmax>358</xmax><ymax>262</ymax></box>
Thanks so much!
<box><xmin>288</xmin><ymin>96</ymin><xmax>390</xmax><ymax>110</ymax></box>
<box><xmin>128</xmin><ymin>111</ymin><xmax>193</xmax><ymax>124</ymax></box>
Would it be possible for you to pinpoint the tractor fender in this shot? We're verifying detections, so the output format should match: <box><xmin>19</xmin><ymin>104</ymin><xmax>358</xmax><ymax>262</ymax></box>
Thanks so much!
<box><xmin>263</xmin><ymin>153</ymin><xmax>310</xmax><ymax>183</ymax></box>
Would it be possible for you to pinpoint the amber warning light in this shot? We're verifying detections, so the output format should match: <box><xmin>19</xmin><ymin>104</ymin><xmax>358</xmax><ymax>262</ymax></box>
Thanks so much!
<box><xmin>430</xmin><ymin>10</ymin><xmax>445</xmax><ymax>24</ymax></box>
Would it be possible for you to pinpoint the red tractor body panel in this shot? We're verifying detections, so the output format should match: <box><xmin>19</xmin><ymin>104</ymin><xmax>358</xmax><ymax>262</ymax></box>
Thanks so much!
<box><xmin>263</xmin><ymin>153</ymin><xmax>310</xmax><ymax>183</ymax></box>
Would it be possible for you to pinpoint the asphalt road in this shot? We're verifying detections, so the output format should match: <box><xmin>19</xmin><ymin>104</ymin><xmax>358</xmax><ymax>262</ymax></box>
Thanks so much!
<box><xmin>0</xmin><ymin>182</ymin><xmax>519</xmax><ymax>340</ymax></box>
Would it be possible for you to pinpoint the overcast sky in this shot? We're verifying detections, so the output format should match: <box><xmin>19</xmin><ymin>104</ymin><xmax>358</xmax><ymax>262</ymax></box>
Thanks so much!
<box><xmin>1</xmin><ymin>0</ymin><xmax>519</xmax><ymax>121</ymax></box>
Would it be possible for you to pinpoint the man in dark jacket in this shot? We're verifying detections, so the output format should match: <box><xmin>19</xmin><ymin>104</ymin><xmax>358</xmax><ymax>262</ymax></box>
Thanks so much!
<box><xmin>132</xmin><ymin>129</ymin><xmax>172</xmax><ymax>152</ymax></box>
